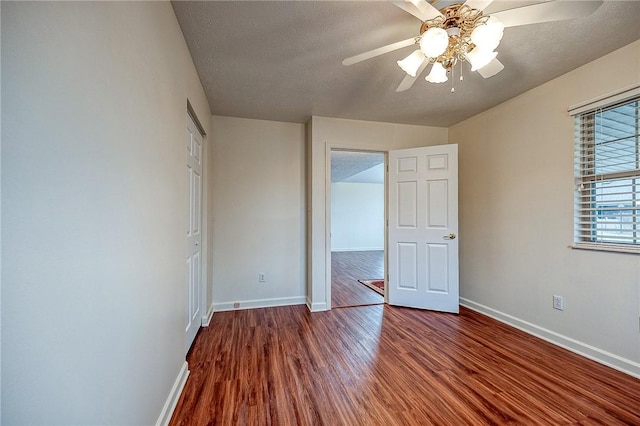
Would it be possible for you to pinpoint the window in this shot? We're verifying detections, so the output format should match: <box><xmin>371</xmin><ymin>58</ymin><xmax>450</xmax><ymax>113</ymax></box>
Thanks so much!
<box><xmin>573</xmin><ymin>94</ymin><xmax>640</xmax><ymax>252</ymax></box>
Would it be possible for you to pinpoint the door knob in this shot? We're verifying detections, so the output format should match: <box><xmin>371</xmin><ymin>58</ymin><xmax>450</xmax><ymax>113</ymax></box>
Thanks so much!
<box><xmin>443</xmin><ymin>233</ymin><xmax>456</xmax><ymax>240</ymax></box>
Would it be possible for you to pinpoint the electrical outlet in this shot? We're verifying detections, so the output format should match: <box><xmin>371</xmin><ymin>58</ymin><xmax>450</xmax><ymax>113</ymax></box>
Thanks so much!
<box><xmin>233</xmin><ymin>302</ymin><xmax>240</xmax><ymax>309</ymax></box>
<box><xmin>553</xmin><ymin>295</ymin><xmax>564</xmax><ymax>311</ymax></box>
<box><xmin>258</xmin><ymin>273</ymin><xmax>266</xmax><ymax>283</ymax></box>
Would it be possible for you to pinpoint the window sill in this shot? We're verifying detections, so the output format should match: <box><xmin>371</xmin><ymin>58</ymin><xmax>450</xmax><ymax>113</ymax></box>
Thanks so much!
<box><xmin>570</xmin><ymin>243</ymin><xmax>640</xmax><ymax>255</ymax></box>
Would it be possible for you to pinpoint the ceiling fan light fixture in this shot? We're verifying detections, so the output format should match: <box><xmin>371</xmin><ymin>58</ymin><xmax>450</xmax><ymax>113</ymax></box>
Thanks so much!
<box><xmin>466</xmin><ymin>47</ymin><xmax>498</xmax><ymax>71</ymax></box>
<box><xmin>425</xmin><ymin>61</ymin><xmax>448</xmax><ymax>83</ymax></box>
<box><xmin>397</xmin><ymin>49</ymin><xmax>426</xmax><ymax>77</ymax></box>
<box><xmin>419</xmin><ymin>27</ymin><xmax>449</xmax><ymax>58</ymax></box>
<box><xmin>470</xmin><ymin>16</ymin><xmax>504</xmax><ymax>51</ymax></box>
<box><xmin>342</xmin><ymin>0</ymin><xmax>605</xmax><ymax>92</ymax></box>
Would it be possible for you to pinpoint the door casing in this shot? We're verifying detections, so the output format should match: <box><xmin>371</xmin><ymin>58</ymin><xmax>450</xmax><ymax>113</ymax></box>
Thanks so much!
<box><xmin>325</xmin><ymin>144</ymin><xmax>388</xmax><ymax>308</ymax></box>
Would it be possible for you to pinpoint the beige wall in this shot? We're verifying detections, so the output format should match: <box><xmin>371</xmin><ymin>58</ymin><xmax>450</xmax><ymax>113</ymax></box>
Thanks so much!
<box><xmin>210</xmin><ymin>116</ymin><xmax>306</xmax><ymax>310</ymax></box>
<box><xmin>308</xmin><ymin>116</ymin><xmax>449</xmax><ymax>310</ymax></box>
<box><xmin>2</xmin><ymin>2</ymin><xmax>211</xmax><ymax>423</ymax></box>
<box><xmin>331</xmin><ymin>182</ymin><xmax>385</xmax><ymax>251</ymax></box>
<box><xmin>450</xmin><ymin>40</ymin><xmax>640</xmax><ymax>375</ymax></box>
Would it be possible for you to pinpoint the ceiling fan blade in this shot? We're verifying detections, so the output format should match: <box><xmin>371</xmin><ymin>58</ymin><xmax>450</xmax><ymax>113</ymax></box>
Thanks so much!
<box><xmin>492</xmin><ymin>0</ymin><xmax>603</xmax><ymax>28</ymax></box>
<box><xmin>462</xmin><ymin>0</ymin><xmax>495</xmax><ymax>12</ymax></box>
<box><xmin>396</xmin><ymin>61</ymin><xmax>429</xmax><ymax>92</ymax></box>
<box><xmin>477</xmin><ymin>57</ymin><xmax>504</xmax><ymax>78</ymax></box>
<box><xmin>391</xmin><ymin>0</ymin><xmax>444</xmax><ymax>22</ymax></box>
<box><xmin>342</xmin><ymin>37</ymin><xmax>416</xmax><ymax>66</ymax></box>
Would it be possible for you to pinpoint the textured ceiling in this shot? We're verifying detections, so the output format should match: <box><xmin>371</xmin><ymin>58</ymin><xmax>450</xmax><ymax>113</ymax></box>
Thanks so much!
<box><xmin>172</xmin><ymin>1</ymin><xmax>640</xmax><ymax>127</ymax></box>
<box><xmin>331</xmin><ymin>151</ymin><xmax>384</xmax><ymax>183</ymax></box>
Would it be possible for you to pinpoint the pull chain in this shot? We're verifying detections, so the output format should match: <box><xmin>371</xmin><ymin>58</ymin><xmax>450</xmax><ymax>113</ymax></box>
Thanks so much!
<box><xmin>451</xmin><ymin>65</ymin><xmax>455</xmax><ymax>93</ymax></box>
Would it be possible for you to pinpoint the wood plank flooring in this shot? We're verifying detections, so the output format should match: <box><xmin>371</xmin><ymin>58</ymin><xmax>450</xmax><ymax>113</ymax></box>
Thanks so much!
<box><xmin>169</xmin><ymin>304</ymin><xmax>640</xmax><ymax>425</ymax></box>
<box><xmin>331</xmin><ymin>250</ymin><xmax>384</xmax><ymax>308</ymax></box>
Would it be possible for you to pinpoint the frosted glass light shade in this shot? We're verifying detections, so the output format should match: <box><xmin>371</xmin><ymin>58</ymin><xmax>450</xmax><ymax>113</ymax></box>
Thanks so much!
<box><xmin>419</xmin><ymin>27</ymin><xmax>449</xmax><ymax>58</ymax></box>
<box><xmin>425</xmin><ymin>62</ymin><xmax>448</xmax><ymax>83</ymax></box>
<box><xmin>466</xmin><ymin>47</ymin><xmax>498</xmax><ymax>71</ymax></box>
<box><xmin>470</xmin><ymin>16</ymin><xmax>504</xmax><ymax>51</ymax></box>
<box><xmin>397</xmin><ymin>50</ymin><xmax>426</xmax><ymax>77</ymax></box>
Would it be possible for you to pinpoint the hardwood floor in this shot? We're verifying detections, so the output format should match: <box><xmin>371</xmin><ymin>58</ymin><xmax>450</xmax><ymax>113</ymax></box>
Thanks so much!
<box><xmin>331</xmin><ymin>250</ymin><xmax>384</xmax><ymax>308</ymax></box>
<box><xmin>170</xmin><ymin>304</ymin><xmax>640</xmax><ymax>425</ymax></box>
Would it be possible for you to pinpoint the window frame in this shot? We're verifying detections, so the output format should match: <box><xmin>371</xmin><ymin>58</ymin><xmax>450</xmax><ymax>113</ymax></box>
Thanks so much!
<box><xmin>571</xmin><ymin>88</ymin><xmax>640</xmax><ymax>254</ymax></box>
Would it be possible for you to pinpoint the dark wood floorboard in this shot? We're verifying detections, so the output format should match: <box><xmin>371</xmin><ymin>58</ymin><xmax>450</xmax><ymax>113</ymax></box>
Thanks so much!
<box><xmin>170</xmin><ymin>305</ymin><xmax>640</xmax><ymax>426</ymax></box>
<box><xmin>331</xmin><ymin>250</ymin><xmax>384</xmax><ymax>308</ymax></box>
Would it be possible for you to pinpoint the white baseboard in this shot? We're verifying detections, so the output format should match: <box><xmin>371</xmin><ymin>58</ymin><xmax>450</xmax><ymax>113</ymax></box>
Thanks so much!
<box><xmin>155</xmin><ymin>361</ymin><xmax>189</xmax><ymax>426</ymax></box>
<box><xmin>213</xmin><ymin>296</ymin><xmax>306</xmax><ymax>312</ymax></box>
<box><xmin>331</xmin><ymin>247</ymin><xmax>384</xmax><ymax>252</ymax></box>
<box><xmin>201</xmin><ymin>303</ymin><xmax>214</xmax><ymax>327</ymax></box>
<box><xmin>460</xmin><ymin>298</ymin><xmax>640</xmax><ymax>379</ymax></box>
<box><xmin>306</xmin><ymin>299</ymin><xmax>328</xmax><ymax>312</ymax></box>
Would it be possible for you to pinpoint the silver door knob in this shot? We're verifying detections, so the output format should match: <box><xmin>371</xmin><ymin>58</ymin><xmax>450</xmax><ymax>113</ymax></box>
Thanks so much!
<box><xmin>443</xmin><ymin>233</ymin><xmax>456</xmax><ymax>240</ymax></box>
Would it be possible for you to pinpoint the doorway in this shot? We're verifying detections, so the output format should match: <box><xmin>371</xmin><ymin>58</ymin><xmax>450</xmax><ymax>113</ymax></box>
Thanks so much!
<box><xmin>330</xmin><ymin>150</ymin><xmax>386</xmax><ymax>308</ymax></box>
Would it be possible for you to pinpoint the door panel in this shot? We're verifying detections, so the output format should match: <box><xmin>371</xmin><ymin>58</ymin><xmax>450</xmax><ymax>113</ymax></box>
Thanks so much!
<box><xmin>192</xmin><ymin>169</ymin><xmax>201</xmax><ymax>235</ymax></box>
<box><xmin>427</xmin><ymin>180</ymin><xmax>448</xmax><ymax>227</ymax></box>
<box><xmin>397</xmin><ymin>242</ymin><xmax>418</xmax><ymax>290</ymax></box>
<box><xmin>426</xmin><ymin>243</ymin><xmax>448</xmax><ymax>293</ymax></box>
<box><xmin>397</xmin><ymin>181</ymin><xmax>417</xmax><ymax>228</ymax></box>
<box><xmin>388</xmin><ymin>144</ymin><xmax>459</xmax><ymax>313</ymax></box>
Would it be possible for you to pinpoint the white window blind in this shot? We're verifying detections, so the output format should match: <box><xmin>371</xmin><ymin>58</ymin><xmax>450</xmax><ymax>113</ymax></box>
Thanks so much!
<box><xmin>573</xmin><ymin>94</ymin><xmax>640</xmax><ymax>252</ymax></box>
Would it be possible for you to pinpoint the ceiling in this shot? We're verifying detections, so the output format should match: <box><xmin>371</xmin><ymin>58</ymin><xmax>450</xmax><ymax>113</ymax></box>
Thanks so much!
<box><xmin>172</xmin><ymin>1</ymin><xmax>640</xmax><ymax>127</ymax></box>
<box><xmin>331</xmin><ymin>151</ymin><xmax>384</xmax><ymax>183</ymax></box>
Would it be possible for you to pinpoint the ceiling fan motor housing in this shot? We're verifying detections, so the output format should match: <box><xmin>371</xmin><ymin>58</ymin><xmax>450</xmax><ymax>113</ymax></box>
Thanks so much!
<box><xmin>419</xmin><ymin>4</ymin><xmax>483</xmax><ymax>35</ymax></box>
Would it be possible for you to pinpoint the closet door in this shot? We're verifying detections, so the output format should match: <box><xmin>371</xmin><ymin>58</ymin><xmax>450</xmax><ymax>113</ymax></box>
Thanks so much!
<box><xmin>186</xmin><ymin>113</ymin><xmax>203</xmax><ymax>353</ymax></box>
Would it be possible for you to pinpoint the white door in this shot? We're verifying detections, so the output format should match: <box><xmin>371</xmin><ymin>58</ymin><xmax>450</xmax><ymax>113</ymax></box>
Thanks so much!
<box><xmin>388</xmin><ymin>144</ymin><xmax>459</xmax><ymax>313</ymax></box>
<box><xmin>185</xmin><ymin>114</ymin><xmax>203</xmax><ymax>352</ymax></box>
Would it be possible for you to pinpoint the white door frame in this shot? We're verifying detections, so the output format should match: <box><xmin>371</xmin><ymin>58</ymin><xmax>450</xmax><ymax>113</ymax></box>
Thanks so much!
<box><xmin>324</xmin><ymin>143</ymin><xmax>388</xmax><ymax>309</ymax></box>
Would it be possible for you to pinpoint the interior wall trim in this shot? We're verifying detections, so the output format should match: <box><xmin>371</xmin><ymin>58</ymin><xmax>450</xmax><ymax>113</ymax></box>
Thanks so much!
<box><xmin>201</xmin><ymin>303</ymin><xmax>214</xmax><ymax>327</ymax></box>
<box><xmin>460</xmin><ymin>298</ymin><xmax>640</xmax><ymax>379</ymax></box>
<box><xmin>213</xmin><ymin>296</ymin><xmax>306</xmax><ymax>312</ymax></box>
<box><xmin>331</xmin><ymin>247</ymin><xmax>384</xmax><ymax>252</ymax></box>
<box><xmin>307</xmin><ymin>300</ymin><xmax>328</xmax><ymax>312</ymax></box>
<box><xmin>155</xmin><ymin>361</ymin><xmax>190</xmax><ymax>426</ymax></box>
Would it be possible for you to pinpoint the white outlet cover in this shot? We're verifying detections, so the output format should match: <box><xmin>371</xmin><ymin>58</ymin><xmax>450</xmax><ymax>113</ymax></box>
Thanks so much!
<box><xmin>553</xmin><ymin>295</ymin><xmax>564</xmax><ymax>310</ymax></box>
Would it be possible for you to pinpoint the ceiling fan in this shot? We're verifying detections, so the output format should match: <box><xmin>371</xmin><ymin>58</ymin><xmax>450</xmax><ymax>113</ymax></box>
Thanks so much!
<box><xmin>342</xmin><ymin>0</ymin><xmax>604</xmax><ymax>92</ymax></box>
